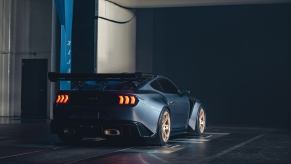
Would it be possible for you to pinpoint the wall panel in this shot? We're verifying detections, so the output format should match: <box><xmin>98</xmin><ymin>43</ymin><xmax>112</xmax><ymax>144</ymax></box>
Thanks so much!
<box><xmin>0</xmin><ymin>0</ymin><xmax>12</xmax><ymax>116</ymax></box>
<box><xmin>97</xmin><ymin>0</ymin><xmax>136</xmax><ymax>73</ymax></box>
<box><xmin>137</xmin><ymin>5</ymin><xmax>291</xmax><ymax>127</ymax></box>
<box><xmin>0</xmin><ymin>0</ymin><xmax>52</xmax><ymax>117</ymax></box>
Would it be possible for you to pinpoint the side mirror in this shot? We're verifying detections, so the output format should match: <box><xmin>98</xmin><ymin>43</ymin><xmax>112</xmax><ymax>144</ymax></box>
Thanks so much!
<box><xmin>185</xmin><ymin>90</ymin><xmax>191</xmax><ymax>96</ymax></box>
<box><xmin>179</xmin><ymin>90</ymin><xmax>191</xmax><ymax>96</ymax></box>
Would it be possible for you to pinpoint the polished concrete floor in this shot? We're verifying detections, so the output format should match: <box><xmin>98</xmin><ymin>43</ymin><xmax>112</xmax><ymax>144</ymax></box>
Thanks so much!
<box><xmin>0</xmin><ymin>118</ymin><xmax>290</xmax><ymax>164</ymax></box>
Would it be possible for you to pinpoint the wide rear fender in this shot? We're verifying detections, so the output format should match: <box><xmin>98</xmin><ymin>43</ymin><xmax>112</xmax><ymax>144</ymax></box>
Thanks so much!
<box><xmin>188</xmin><ymin>100</ymin><xmax>202</xmax><ymax>131</ymax></box>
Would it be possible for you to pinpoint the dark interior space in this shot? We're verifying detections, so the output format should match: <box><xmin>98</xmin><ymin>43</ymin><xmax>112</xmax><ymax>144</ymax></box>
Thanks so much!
<box><xmin>21</xmin><ymin>59</ymin><xmax>48</xmax><ymax>118</ymax></box>
<box><xmin>137</xmin><ymin>4</ymin><xmax>291</xmax><ymax>129</ymax></box>
<box><xmin>1</xmin><ymin>1</ymin><xmax>291</xmax><ymax>163</ymax></box>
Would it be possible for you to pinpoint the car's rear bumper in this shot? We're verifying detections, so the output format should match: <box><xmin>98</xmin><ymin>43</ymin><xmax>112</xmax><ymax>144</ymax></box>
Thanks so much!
<box><xmin>50</xmin><ymin>119</ymin><xmax>154</xmax><ymax>138</ymax></box>
<box><xmin>52</xmin><ymin>101</ymin><xmax>163</xmax><ymax>136</ymax></box>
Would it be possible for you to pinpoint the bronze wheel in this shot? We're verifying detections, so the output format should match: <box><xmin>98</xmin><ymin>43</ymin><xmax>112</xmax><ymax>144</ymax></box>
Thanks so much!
<box><xmin>193</xmin><ymin>107</ymin><xmax>206</xmax><ymax>135</ymax></box>
<box><xmin>198</xmin><ymin>108</ymin><xmax>206</xmax><ymax>134</ymax></box>
<box><xmin>152</xmin><ymin>109</ymin><xmax>171</xmax><ymax>146</ymax></box>
<box><xmin>161</xmin><ymin>111</ymin><xmax>171</xmax><ymax>143</ymax></box>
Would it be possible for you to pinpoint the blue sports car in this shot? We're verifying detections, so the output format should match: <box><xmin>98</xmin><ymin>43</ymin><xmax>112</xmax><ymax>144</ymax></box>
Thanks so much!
<box><xmin>49</xmin><ymin>73</ymin><xmax>206</xmax><ymax>145</ymax></box>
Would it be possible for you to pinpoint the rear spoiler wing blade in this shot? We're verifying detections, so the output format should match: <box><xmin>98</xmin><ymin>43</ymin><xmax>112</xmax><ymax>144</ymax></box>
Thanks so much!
<box><xmin>48</xmin><ymin>72</ymin><xmax>152</xmax><ymax>82</ymax></box>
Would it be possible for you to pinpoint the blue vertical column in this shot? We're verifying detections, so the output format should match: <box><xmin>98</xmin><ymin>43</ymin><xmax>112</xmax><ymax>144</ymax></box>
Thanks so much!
<box><xmin>55</xmin><ymin>0</ymin><xmax>74</xmax><ymax>90</ymax></box>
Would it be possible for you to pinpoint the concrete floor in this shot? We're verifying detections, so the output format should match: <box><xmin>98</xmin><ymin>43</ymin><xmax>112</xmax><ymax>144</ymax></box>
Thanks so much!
<box><xmin>0</xmin><ymin>118</ymin><xmax>290</xmax><ymax>164</ymax></box>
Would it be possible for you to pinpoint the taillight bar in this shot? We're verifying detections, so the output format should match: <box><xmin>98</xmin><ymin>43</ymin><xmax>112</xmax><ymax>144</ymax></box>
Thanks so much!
<box><xmin>56</xmin><ymin>94</ymin><xmax>69</xmax><ymax>104</ymax></box>
<box><xmin>118</xmin><ymin>95</ymin><xmax>137</xmax><ymax>105</ymax></box>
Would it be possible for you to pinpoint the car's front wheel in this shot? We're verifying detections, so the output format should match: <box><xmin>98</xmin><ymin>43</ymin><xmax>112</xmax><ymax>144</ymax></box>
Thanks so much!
<box><xmin>153</xmin><ymin>109</ymin><xmax>171</xmax><ymax>146</ymax></box>
<box><xmin>194</xmin><ymin>107</ymin><xmax>206</xmax><ymax>135</ymax></box>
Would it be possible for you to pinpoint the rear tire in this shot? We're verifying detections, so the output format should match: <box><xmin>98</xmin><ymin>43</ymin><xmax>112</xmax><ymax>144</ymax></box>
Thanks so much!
<box><xmin>194</xmin><ymin>107</ymin><xmax>206</xmax><ymax>135</ymax></box>
<box><xmin>152</xmin><ymin>108</ymin><xmax>171</xmax><ymax>146</ymax></box>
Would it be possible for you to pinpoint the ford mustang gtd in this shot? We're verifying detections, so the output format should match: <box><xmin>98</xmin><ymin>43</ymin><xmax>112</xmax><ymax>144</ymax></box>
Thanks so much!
<box><xmin>48</xmin><ymin>73</ymin><xmax>206</xmax><ymax>145</ymax></box>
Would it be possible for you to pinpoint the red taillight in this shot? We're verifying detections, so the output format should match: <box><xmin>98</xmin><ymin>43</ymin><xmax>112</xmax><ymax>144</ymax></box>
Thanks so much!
<box><xmin>118</xmin><ymin>95</ymin><xmax>137</xmax><ymax>105</ymax></box>
<box><xmin>130</xmin><ymin>96</ymin><xmax>136</xmax><ymax>104</ymax></box>
<box><xmin>125</xmin><ymin>96</ymin><xmax>130</xmax><ymax>104</ymax></box>
<box><xmin>56</xmin><ymin>94</ymin><xmax>69</xmax><ymax>104</ymax></box>
<box><xmin>118</xmin><ymin>96</ymin><xmax>124</xmax><ymax>105</ymax></box>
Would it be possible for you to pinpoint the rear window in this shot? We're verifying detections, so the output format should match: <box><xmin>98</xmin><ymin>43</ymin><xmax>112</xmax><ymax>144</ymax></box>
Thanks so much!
<box><xmin>70</xmin><ymin>79</ymin><xmax>148</xmax><ymax>91</ymax></box>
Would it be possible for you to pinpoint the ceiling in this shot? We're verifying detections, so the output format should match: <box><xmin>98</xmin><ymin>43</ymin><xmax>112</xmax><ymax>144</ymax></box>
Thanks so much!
<box><xmin>108</xmin><ymin>0</ymin><xmax>291</xmax><ymax>8</ymax></box>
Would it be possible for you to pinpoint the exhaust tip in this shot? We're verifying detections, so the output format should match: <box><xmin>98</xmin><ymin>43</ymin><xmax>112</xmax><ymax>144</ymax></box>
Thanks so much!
<box><xmin>104</xmin><ymin>129</ymin><xmax>120</xmax><ymax>136</ymax></box>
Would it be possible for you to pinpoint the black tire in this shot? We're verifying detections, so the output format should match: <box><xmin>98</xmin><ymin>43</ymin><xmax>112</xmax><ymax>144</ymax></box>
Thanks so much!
<box><xmin>152</xmin><ymin>108</ymin><xmax>171</xmax><ymax>146</ymax></box>
<box><xmin>57</xmin><ymin>129</ymin><xmax>82</xmax><ymax>144</ymax></box>
<box><xmin>194</xmin><ymin>107</ymin><xmax>206</xmax><ymax>136</ymax></box>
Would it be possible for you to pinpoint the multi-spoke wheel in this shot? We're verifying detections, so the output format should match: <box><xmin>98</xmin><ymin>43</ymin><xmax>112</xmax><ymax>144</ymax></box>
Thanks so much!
<box><xmin>194</xmin><ymin>107</ymin><xmax>206</xmax><ymax>135</ymax></box>
<box><xmin>161</xmin><ymin>111</ymin><xmax>171</xmax><ymax>143</ymax></box>
<box><xmin>153</xmin><ymin>109</ymin><xmax>171</xmax><ymax>146</ymax></box>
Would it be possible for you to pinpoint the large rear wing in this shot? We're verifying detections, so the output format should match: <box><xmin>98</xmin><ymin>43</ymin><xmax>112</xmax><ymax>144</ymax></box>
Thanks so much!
<box><xmin>48</xmin><ymin>72</ymin><xmax>156</xmax><ymax>82</ymax></box>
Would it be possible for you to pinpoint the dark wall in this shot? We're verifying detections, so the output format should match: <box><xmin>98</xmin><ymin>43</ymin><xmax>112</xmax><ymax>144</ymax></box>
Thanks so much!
<box><xmin>137</xmin><ymin>4</ymin><xmax>291</xmax><ymax>128</ymax></box>
<box><xmin>136</xmin><ymin>10</ymin><xmax>154</xmax><ymax>73</ymax></box>
<box><xmin>72</xmin><ymin>0</ymin><xmax>96</xmax><ymax>73</ymax></box>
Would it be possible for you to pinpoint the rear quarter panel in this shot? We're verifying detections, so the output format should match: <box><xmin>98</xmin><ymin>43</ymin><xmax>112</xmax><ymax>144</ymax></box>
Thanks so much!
<box><xmin>188</xmin><ymin>100</ymin><xmax>202</xmax><ymax>131</ymax></box>
<box><xmin>134</xmin><ymin>92</ymin><xmax>166</xmax><ymax>134</ymax></box>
